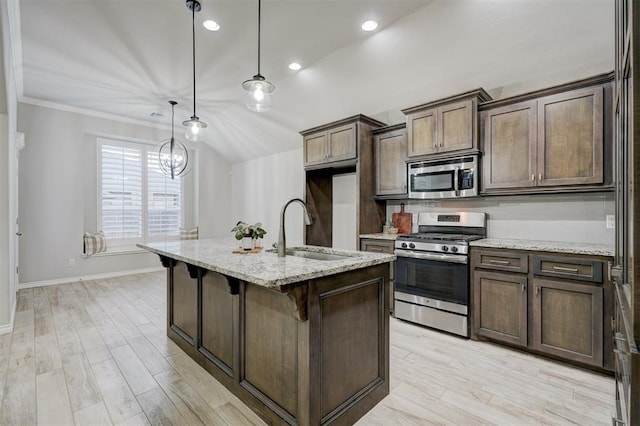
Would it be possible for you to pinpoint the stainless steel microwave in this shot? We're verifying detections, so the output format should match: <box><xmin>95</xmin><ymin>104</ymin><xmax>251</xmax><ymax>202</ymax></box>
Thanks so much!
<box><xmin>408</xmin><ymin>155</ymin><xmax>478</xmax><ymax>199</ymax></box>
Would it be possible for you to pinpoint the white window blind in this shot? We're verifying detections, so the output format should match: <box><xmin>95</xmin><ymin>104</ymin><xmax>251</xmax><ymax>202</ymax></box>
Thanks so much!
<box><xmin>98</xmin><ymin>139</ymin><xmax>186</xmax><ymax>246</ymax></box>
<box><xmin>147</xmin><ymin>151</ymin><xmax>181</xmax><ymax>236</ymax></box>
<box><xmin>100</xmin><ymin>144</ymin><xmax>143</xmax><ymax>239</ymax></box>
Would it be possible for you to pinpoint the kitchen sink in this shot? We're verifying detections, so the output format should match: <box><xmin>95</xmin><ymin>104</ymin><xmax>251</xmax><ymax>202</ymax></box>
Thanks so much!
<box><xmin>287</xmin><ymin>249</ymin><xmax>352</xmax><ymax>261</ymax></box>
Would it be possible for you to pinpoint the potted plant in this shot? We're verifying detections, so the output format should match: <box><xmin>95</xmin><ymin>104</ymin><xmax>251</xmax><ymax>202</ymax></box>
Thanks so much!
<box><xmin>232</xmin><ymin>221</ymin><xmax>266</xmax><ymax>250</ymax></box>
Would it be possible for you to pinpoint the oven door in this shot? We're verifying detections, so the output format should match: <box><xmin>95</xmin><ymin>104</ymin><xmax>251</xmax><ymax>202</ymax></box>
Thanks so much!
<box><xmin>394</xmin><ymin>250</ymin><xmax>469</xmax><ymax>306</ymax></box>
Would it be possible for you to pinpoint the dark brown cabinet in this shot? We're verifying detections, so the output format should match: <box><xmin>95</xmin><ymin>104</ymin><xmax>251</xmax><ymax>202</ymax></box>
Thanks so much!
<box><xmin>303</xmin><ymin>122</ymin><xmax>357</xmax><ymax>167</ymax></box>
<box><xmin>360</xmin><ymin>238</ymin><xmax>395</xmax><ymax>314</ymax></box>
<box><xmin>402</xmin><ymin>89</ymin><xmax>491</xmax><ymax>160</ymax></box>
<box><xmin>531</xmin><ymin>278</ymin><xmax>603</xmax><ymax>367</ymax></box>
<box><xmin>473</xmin><ymin>269</ymin><xmax>528</xmax><ymax>347</ymax></box>
<box><xmin>302</xmin><ymin>115</ymin><xmax>387</xmax><ymax>248</ymax></box>
<box><xmin>373</xmin><ymin>124</ymin><xmax>407</xmax><ymax>196</ymax></box>
<box><xmin>481</xmin><ymin>75</ymin><xmax>612</xmax><ymax>194</ymax></box>
<box><xmin>471</xmin><ymin>247</ymin><xmax>612</xmax><ymax>371</ymax></box>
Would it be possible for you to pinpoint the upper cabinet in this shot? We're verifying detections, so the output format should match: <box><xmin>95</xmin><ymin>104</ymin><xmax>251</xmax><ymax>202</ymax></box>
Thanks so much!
<box><xmin>374</xmin><ymin>124</ymin><xmax>407</xmax><ymax>197</ymax></box>
<box><xmin>402</xmin><ymin>89</ymin><xmax>492</xmax><ymax>160</ymax></box>
<box><xmin>481</xmin><ymin>73</ymin><xmax>613</xmax><ymax>195</ymax></box>
<box><xmin>301</xmin><ymin>115</ymin><xmax>386</xmax><ymax>168</ymax></box>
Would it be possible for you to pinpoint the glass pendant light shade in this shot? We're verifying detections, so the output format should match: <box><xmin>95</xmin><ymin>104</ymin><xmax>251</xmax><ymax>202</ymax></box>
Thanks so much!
<box><xmin>182</xmin><ymin>115</ymin><xmax>207</xmax><ymax>142</ymax></box>
<box><xmin>242</xmin><ymin>74</ymin><xmax>275</xmax><ymax>112</ymax></box>
<box><xmin>243</xmin><ymin>0</ymin><xmax>275</xmax><ymax>112</ymax></box>
<box><xmin>159</xmin><ymin>101</ymin><xmax>190</xmax><ymax>180</ymax></box>
<box><xmin>184</xmin><ymin>0</ymin><xmax>207</xmax><ymax>140</ymax></box>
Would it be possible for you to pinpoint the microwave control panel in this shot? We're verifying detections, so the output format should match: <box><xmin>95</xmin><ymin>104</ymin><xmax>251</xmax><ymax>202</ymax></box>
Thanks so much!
<box><xmin>458</xmin><ymin>168</ymin><xmax>474</xmax><ymax>190</ymax></box>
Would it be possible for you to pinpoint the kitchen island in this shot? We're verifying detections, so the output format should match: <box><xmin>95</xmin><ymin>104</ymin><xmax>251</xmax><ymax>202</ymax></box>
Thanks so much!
<box><xmin>138</xmin><ymin>239</ymin><xmax>395</xmax><ymax>426</ymax></box>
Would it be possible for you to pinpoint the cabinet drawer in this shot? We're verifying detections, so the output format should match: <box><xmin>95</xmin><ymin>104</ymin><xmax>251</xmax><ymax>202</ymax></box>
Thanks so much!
<box><xmin>473</xmin><ymin>249</ymin><xmax>528</xmax><ymax>273</ymax></box>
<box><xmin>533</xmin><ymin>255</ymin><xmax>603</xmax><ymax>283</ymax></box>
<box><xmin>360</xmin><ymin>239</ymin><xmax>395</xmax><ymax>254</ymax></box>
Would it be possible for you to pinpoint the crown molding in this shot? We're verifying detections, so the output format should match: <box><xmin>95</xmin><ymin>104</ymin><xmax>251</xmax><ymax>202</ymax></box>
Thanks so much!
<box><xmin>20</xmin><ymin>96</ymin><xmax>173</xmax><ymax>131</ymax></box>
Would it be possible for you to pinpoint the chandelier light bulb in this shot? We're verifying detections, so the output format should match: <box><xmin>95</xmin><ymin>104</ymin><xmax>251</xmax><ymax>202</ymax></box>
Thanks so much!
<box><xmin>253</xmin><ymin>84</ymin><xmax>265</xmax><ymax>101</ymax></box>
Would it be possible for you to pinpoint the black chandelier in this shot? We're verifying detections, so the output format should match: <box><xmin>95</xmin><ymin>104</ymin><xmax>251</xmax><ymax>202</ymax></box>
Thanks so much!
<box><xmin>182</xmin><ymin>0</ymin><xmax>207</xmax><ymax>141</ymax></box>
<box><xmin>159</xmin><ymin>101</ymin><xmax>189</xmax><ymax>179</ymax></box>
<box><xmin>242</xmin><ymin>0</ymin><xmax>275</xmax><ymax>112</ymax></box>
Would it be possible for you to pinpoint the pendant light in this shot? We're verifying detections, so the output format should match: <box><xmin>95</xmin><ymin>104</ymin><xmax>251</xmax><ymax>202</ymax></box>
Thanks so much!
<box><xmin>182</xmin><ymin>0</ymin><xmax>207</xmax><ymax>141</ymax></box>
<box><xmin>242</xmin><ymin>0</ymin><xmax>275</xmax><ymax>112</ymax></box>
<box><xmin>159</xmin><ymin>101</ymin><xmax>189</xmax><ymax>180</ymax></box>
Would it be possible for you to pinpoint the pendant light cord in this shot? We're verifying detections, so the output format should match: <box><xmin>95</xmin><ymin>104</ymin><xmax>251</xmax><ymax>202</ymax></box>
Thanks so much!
<box><xmin>191</xmin><ymin>3</ymin><xmax>197</xmax><ymax>117</ymax></box>
<box><xmin>257</xmin><ymin>0</ymin><xmax>261</xmax><ymax>76</ymax></box>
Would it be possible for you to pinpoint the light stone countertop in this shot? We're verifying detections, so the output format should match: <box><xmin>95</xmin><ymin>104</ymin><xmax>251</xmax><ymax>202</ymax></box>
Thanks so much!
<box><xmin>359</xmin><ymin>233</ymin><xmax>400</xmax><ymax>241</ymax></box>
<box><xmin>138</xmin><ymin>238</ymin><xmax>395</xmax><ymax>289</ymax></box>
<box><xmin>470</xmin><ymin>238</ymin><xmax>614</xmax><ymax>257</ymax></box>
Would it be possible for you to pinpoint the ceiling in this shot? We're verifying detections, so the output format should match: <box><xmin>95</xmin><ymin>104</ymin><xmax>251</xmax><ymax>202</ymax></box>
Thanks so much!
<box><xmin>10</xmin><ymin>0</ymin><xmax>613</xmax><ymax>163</ymax></box>
<box><xmin>14</xmin><ymin>0</ymin><xmax>432</xmax><ymax>161</ymax></box>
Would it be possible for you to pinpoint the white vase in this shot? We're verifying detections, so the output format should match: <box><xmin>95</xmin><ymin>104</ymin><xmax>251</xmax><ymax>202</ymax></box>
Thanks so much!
<box><xmin>242</xmin><ymin>236</ymin><xmax>254</xmax><ymax>251</ymax></box>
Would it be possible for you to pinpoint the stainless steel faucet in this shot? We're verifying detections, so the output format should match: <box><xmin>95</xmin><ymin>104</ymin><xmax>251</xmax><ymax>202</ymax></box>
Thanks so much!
<box><xmin>278</xmin><ymin>198</ymin><xmax>313</xmax><ymax>257</ymax></box>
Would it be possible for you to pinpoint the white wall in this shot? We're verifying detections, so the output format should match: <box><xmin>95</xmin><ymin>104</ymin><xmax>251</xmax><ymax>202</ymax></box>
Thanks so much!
<box><xmin>231</xmin><ymin>149</ymin><xmax>305</xmax><ymax>249</ymax></box>
<box><xmin>387</xmin><ymin>193</ymin><xmax>615</xmax><ymax>245</ymax></box>
<box><xmin>0</xmin><ymin>114</ymin><xmax>10</xmax><ymax>327</ymax></box>
<box><xmin>17</xmin><ymin>102</ymin><xmax>231</xmax><ymax>285</ymax></box>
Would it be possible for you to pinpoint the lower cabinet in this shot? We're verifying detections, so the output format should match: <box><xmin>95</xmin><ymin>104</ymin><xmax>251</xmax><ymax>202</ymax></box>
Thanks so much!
<box><xmin>473</xmin><ymin>270</ymin><xmax>527</xmax><ymax>347</ymax></box>
<box><xmin>360</xmin><ymin>237</ymin><xmax>395</xmax><ymax>315</ymax></box>
<box><xmin>471</xmin><ymin>247</ymin><xmax>612</xmax><ymax>370</ymax></box>
<box><xmin>531</xmin><ymin>278</ymin><xmax>603</xmax><ymax>367</ymax></box>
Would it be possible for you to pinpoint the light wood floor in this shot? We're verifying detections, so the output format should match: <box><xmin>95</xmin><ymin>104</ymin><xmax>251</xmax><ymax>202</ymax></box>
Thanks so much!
<box><xmin>0</xmin><ymin>271</ymin><xmax>614</xmax><ymax>425</ymax></box>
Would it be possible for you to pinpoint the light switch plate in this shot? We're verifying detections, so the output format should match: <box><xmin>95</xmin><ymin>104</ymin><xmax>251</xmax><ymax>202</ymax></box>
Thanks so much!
<box><xmin>606</xmin><ymin>215</ymin><xmax>615</xmax><ymax>229</ymax></box>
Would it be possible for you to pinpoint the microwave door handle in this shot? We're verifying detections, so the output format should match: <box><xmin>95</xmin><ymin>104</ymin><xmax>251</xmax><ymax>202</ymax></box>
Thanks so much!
<box><xmin>454</xmin><ymin>168</ymin><xmax>460</xmax><ymax>196</ymax></box>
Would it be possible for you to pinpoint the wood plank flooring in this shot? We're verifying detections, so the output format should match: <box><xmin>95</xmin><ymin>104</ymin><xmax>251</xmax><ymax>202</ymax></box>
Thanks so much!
<box><xmin>0</xmin><ymin>272</ymin><xmax>614</xmax><ymax>425</ymax></box>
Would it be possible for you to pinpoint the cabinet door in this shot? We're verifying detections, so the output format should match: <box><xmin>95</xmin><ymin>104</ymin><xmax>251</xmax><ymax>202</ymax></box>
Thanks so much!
<box><xmin>304</xmin><ymin>132</ymin><xmax>328</xmax><ymax>166</ymax></box>
<box><xmin>482</xmin><ymin>101</ymin><xmax>537</xmax><ymax>190</ymax></box>
<box><xmin>407</xmin><ymin>108</ymin><xmax>438</xmax><ymax>157</ymax></box>
<box><xmin>473</xmin><ymin>270</ymin><xmax>528</xmax><ymax>347</ymax></box>
<box><xmin>537</xmin><ymin>86</ymin><xmax>604</xmax><ymax>186</ymax></box>
<box><xmin>439</xmin><ymin>100</ymin><xmax>474</xmax><ymax>153</ymax></box>
<box><xmin>327</xmin><ymin>123</ymin><xmax>357</xmax><ymax>162</ymax></box>
<box><xmin>360</xmin><ymin>238</ymin><xmax>395</xmax><ymax>315</ymax></box>
<box><xmin>170</xmin><ymin>262</ymin><xmax>197</xmax><ymax>345</ymax></box>
<box><xmin>531</xmin><ymin>278</ymin><xmax>603</xmax><ymax>367</ymax></box>
<box><xmin>375</xmin><ymin>130</ymin><xmax>407</xmax><ymax>195</ymax></box>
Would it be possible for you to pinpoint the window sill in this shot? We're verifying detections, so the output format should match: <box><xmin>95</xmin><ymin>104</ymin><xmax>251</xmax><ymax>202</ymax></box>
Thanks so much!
<box><xmin>82</xmin><ymin>246</ymin><xmax>148</xmax><ymax>258</ymax></box>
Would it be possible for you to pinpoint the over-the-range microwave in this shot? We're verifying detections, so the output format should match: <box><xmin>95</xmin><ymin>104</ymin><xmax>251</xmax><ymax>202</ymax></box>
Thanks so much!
<box><xmin>408</xmin><ymin>155</ymin><xmax>478</xmax><ymax>199</ymax></box>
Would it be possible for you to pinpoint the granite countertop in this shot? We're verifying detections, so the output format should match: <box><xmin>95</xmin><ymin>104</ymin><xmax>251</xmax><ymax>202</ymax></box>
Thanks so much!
<box><xmin>138</xmin><ymin>238</ymin><xmax>395</xmax><ymax>289</ymax></box>
<box><xmin>360</xmin><ymin>233</ymin><xmax>400</xmax><ymax>240</ymax></box>
<box><xmin>470</xmin><ymin>238</ymin><xmax>614</xmax><ymax>257</ymax></box>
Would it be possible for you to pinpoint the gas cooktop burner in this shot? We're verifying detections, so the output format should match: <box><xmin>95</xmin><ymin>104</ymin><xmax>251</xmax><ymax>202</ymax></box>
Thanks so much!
<box><xmin>397</xmin><ymin>233</ymin><xmax>484</xmax><ymax>243</ymax></box>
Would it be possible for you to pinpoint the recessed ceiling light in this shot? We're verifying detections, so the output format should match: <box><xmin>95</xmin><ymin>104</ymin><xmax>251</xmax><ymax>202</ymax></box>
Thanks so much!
<box><xmin>203</xmin><ymin>20</ymin><xmax>220</xmax><ymax>31</ymax></box>
<box><xmin>361</xmin><ymin>20</ymin><xmax>378</xmax><ymax>32</ymax></box>
<box><xmin>150</xmin><ymin>112</ymin><xmax>164</xmax><ymax>117</ymax></box>
<box><xmin>288</xmin><ymin>62</ymin><xmax>302</xmax><ymax>71</ymax></box>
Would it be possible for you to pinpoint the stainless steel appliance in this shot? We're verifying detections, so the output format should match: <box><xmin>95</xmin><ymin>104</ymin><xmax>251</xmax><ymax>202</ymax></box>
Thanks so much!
<box><xmin>408</xmin><ymin>155</ymin><xmax>478</xmax><ymax>199</ymax></box>
<box><xmin>394</xmin><ymin>211</ymin><xmax>486</xmax><ymax>337</ymax></box>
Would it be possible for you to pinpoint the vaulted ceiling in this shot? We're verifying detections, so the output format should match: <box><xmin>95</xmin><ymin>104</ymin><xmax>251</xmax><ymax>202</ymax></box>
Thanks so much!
<box><xmin>10</xmin><ymin>0</ymin><xmax>613</xmax><ymax>162</ymax></box>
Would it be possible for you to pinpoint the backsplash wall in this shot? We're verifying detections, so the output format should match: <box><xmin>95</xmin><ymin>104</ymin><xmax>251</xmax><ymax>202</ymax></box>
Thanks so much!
<box><xmin>386</xmin><ymin>193</ymin><xmax>615</xmax><ymax>245</ymax></box>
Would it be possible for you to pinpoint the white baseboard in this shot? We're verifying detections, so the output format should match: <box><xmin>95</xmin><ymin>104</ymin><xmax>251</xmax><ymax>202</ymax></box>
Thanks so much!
<box><xmin>0</xmin><ymin>297</ymin><xmax>17</xmax><ymax>335</ymax></box>
<box><xmin>18</xmin><ymin>267</ymin><xmax>165</xmax><ymax>290</ymax></box>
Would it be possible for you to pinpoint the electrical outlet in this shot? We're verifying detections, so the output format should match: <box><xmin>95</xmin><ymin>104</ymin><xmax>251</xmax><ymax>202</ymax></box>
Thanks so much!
<box><xmin>68</xmin><ymin>258</ymin><xmax>76</xmax><ymax>268</ymax></box>
<box><xmin>606</xmin><ymin>215</ymin><xmax>615</xmax><ymax>229</ymax></box>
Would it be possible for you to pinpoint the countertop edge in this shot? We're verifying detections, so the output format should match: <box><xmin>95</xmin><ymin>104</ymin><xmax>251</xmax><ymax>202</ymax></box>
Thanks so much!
<box><xmin>469</xmin><ymin>238</ymin><xmax>614</xmax><ymax>257</ymax></box>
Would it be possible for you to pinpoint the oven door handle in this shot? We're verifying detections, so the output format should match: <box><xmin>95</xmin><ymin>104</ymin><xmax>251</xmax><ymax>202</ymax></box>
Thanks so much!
<box><xmin>395</xmin><ymin>250</ymin><xmax>468</xmax><ymax>264</ymax></box>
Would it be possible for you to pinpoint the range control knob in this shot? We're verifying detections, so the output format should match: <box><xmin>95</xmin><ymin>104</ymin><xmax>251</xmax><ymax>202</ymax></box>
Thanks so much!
<box><xmin>441</xmin><ymin>245</ymin><xmax>449</xmax><ymax>252</ymax></box>
<box><xmin>409</xmin><ymin>243</ymin><xmax>416</xmax><ymax>249</ymax></box>
<box><xmin>451</xmin><ymin>246</ymin><xmax>459</xmax><ymax>253</ymax></box>
<box><xmin>401</xmin><ymin>242</ymin><xmax>407</xmax><ymax>248</ymax></box>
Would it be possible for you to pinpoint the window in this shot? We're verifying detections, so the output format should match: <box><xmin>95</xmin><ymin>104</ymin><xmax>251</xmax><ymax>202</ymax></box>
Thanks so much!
<box><xmin>98</xmin><ymin>138</ymin><xmax>185</xmax><ymax>247</ymax></box>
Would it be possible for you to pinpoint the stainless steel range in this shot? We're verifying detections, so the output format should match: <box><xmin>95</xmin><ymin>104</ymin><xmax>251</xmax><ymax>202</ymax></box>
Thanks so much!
<box><xmin>394</xmin><ymin>212</ymin><xmax>486</xmax><ymax>337</ymax></box>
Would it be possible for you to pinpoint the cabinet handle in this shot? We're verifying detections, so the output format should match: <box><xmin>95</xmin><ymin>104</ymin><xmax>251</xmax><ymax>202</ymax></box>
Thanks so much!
<box><xmin>368</xmin><ymin>247</ymin><xmax>384</xmax><ymax>253</ymax></box>
<box><xmin>539</xmin><ymin>173</ymin><xmax>542</xmax><ymax>181</ymax></box>
<box><xmin>552</xmin><ymin>266</ymin><xmax>579</xmax><ymax>274</ymax></box>
<box><xmin>403</xmin><ymin>184</ymin><xmax>407</xmax><ymax>190</ymax></box>
<box><xmin>521</xmin><ymin>284</ymin><xmax>526</xmax><ymax>293</ymax></box>
<box><xmin>531</xmin><ymin>174</ymin><xmax>535</xmax><ymax>181</ymax></box>
<box><xmin>535</xmin><ymin>286</ymin><xmax>540</xmax><ymax>296</ymax></box>
<box><xmin>488</xmin><ymin>259</ymin><xmax>510</xmax><ymax>265</ymax></box>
